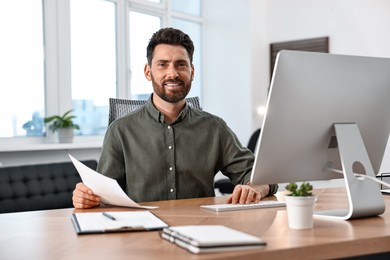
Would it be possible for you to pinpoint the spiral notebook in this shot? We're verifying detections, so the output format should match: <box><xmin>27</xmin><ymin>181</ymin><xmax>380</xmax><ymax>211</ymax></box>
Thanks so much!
<box><xmin>160</xmin><ymin>225</ymin><xmax>266</xmax><ymax>254</ymax></box>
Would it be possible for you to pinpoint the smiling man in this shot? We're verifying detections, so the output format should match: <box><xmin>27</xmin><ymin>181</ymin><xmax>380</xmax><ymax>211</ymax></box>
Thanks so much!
<box><xmin>72</xmin><ymin>28</ymin><xmax>278</xmax><ymax>209</ymax></box>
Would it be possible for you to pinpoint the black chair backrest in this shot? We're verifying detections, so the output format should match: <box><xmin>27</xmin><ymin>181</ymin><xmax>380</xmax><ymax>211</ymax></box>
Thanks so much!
<box><xmin>108</xmin><ymin>96</ymin><xmax>201</xmax><ymax>125</ymax></box>
<box><xmin>247</xmin><ymin>128</ymin><xmax>261</xmax><ymax>153</ymax></box>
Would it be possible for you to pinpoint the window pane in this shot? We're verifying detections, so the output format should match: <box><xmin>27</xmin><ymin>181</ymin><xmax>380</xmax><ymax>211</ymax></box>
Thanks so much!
<box><xmin>172</xmin><ymin>0</ymin><xmax>201</xmax><ymax>16</ymax></box>
<box><xmin>70</xmin><ymin>0</ymin><xmax>116</xmax><ymax>135</ymax></box>
<box><xmin>129</xmin><ymin>11</ymin><xmax>161</xmax><ymax>100</ymax></box>
<box><xmin>0</xmin><ymin>0</ymin><xmax>44</xmax><ymax>138</ymax></box>
<box><xmin>171</xmin><ymin>19</ymin><xmax>202</xmax><ymax>100</ymax></box>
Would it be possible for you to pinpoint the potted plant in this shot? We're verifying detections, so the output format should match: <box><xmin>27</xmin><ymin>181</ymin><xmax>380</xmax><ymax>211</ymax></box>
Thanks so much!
<box><xmin>44</xmin><ymin>109</ymin><xmax>79</xmax><ymax>143</ymax></box>
<box><xmin>284</xmin><ymin>182</ymin><xmax>316</xmax><ymax>229</ymax></box>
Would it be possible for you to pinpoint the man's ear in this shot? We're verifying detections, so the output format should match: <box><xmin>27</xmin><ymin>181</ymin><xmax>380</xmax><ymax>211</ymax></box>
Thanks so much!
<box><xmin>144</xmin><ymin>63</ymin><xmax>152</xmax><ymax>81</ymax></box>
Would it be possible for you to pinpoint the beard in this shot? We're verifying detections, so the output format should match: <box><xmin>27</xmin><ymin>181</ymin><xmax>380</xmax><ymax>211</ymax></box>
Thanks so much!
<box><xmin>151</xmin><ymin>74</ymin><xmax>191</xmax><ymax>103</ymax></box>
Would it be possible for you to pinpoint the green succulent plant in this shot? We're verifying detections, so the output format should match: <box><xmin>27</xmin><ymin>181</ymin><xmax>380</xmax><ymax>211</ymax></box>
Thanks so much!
<box><xmin>285</xmin><ymin>182</ymin><xmax>313</xmax><ymax>196</ymax></box>
<box><xmin>44</xmin><ymin>109</ymin><xmax>80</xmax><ymax>133</ymax></box>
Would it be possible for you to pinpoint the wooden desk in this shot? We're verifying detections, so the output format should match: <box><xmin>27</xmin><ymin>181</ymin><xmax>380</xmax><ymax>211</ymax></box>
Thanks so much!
<box><xmin>1</xmin><ymin>188</ymin><xmax>390</xmax><ymax>260</ymax></box>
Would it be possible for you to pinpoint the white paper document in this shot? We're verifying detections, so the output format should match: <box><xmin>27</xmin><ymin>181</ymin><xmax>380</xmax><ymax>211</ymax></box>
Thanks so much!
<box><xmin>69</xmin><ymin>154</ymin><xmax>157</xmax><ymax>209</ymax></box>
<box><xmin>72</xmin><ymin>211</ymin><xmax>168</xmax><ymax>234</ymax></box>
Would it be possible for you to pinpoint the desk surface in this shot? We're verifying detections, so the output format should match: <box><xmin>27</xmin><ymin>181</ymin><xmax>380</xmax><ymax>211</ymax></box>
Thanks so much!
<box><xmin>1</xmin><ymin>188</ymin><xmax>390</xmax><ymax>260</ymax></box>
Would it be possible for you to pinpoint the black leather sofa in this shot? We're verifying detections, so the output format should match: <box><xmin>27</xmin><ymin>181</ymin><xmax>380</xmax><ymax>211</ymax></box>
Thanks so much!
<box><xmin>0</xmin><ymin>160</ymin><xmax>97</xmax><ymax>213</ymax></box>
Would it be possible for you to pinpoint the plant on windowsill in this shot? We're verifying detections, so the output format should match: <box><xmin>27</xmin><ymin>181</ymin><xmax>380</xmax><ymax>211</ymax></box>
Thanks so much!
<box><xmin>284</xmin><ymin>182</ymin><xmax>316</xmax><ymax>229</ymax></box>
<box><xmin>44</xmin><ymin>109</ymin><xmax>80</xmax><ymax>143</ymax></box>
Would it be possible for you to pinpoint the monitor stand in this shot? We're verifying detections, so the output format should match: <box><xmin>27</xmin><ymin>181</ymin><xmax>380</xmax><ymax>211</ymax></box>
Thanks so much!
<box><xmin>314</xmin><ymin>123</ymin><xmax>385</xmax><ymax>220</ymax></box>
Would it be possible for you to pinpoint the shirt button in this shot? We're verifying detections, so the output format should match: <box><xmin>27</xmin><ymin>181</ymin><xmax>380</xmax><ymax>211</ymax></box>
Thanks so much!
<box><xmin>170</xmin><ymin>188</ymin><xmax>174</xmax><ymax>193</ymax></box>
<box><xmin>167</xmin><ymin>126</ymin><xmax>171</xmax><ymax>129</ymax></box>
<box><xmin>168</xmin><ymin>146</ymin><xmax>172</xmax><ymax>149</ymax></box>
<box><xmin>169</xmin><ymin>167</ymin><xmax>173</xmax><ymax>171</ymax></box>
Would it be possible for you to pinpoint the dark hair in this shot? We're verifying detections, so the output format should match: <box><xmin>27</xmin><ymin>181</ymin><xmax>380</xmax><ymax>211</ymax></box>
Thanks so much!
<box><xmin>146</xmin><ymin>27</ymin><xmax>194</xmax><ymax>65</ymax></box>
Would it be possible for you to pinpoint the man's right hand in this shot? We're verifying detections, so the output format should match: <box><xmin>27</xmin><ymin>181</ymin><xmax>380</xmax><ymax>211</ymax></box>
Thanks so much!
<box><xmin>72</xmin><ymin>182</ymin><xmax>101</xmax><ymax>209</ymax></box>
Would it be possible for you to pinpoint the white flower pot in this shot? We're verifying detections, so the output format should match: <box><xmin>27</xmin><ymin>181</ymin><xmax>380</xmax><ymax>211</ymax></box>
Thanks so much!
<box><xmin>57</xmin><ymin>128</ymin><xmax>74</xmax><ymax>143</ymax></box>
<box><xmin>285</xmin><ymin>195</ymin><xmax>316</xmax><ymax>229</ymax></box>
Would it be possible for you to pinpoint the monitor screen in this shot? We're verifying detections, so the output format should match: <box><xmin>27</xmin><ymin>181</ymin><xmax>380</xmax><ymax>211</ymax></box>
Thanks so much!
<box><xmin>250</xmin><ymin>50</ymin><xmax>390</xmax><ymax>186</ymax></box>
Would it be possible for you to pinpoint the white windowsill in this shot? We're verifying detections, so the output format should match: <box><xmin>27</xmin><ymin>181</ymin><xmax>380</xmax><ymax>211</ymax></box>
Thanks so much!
<box><xmin>0</xmin><ymin>136</ymin><xmax>104</xmax><ymax>152</ymax></box>
<box><xmin>1</xmin><ymin>142</ymin><xmax>102</xmax><ymax>152</ymax></box>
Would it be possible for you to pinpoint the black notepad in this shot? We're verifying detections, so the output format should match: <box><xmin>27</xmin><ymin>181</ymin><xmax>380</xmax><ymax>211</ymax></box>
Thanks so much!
<box><xmin>72</xmin><ymin>211</ymin><xmax>168</xmax><ymax>234</ymax></box>
<box><xmin>160</xmin><ymin>225</ymin><xmax>266</xmax><ymax>254</ymax></box>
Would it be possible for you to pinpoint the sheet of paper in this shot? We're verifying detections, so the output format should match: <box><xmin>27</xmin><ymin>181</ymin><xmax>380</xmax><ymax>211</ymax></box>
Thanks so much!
<box><xmin>69</xmin><ymin>154</ymin><xmax>157</xmax><ymax>209</ymax></box>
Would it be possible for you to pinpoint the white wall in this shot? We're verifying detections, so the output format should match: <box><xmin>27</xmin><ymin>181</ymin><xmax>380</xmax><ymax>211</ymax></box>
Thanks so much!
<box><xmin>204</xmin><ymin>0</ymin><xmax>390</xmax><ymax>145</ymax></box>
<box><xmin>265</xmin><ymin>0</ymin><xmax>390</xmax><ymax>57</ymax></box>
<box><xmin>203</xmin><ymin>0</ymin><xmax>253</xmax><ymax>146</ymax></box>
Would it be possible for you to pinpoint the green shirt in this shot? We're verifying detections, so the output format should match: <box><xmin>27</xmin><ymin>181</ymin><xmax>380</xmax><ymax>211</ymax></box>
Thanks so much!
<box><xmin>97</xmin><ymin>96</ymin><xmax>277</xmax><ymax>202</ymax></box>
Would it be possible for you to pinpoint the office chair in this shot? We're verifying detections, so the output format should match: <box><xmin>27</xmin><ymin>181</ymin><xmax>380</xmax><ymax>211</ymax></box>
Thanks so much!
<box><xmin>214</xmin><ymin>128</ymin><xmax>261</xmax><ymax>195</ymax></box>
<box><xmin>108</xmin><ymin>96</ymin><xmax>201</xmax><ymax>125</ymax></box>
<box><xmin>247</xmin><ymin>128</ymin><xmax>261</xmax><ymax>153</ymax></box>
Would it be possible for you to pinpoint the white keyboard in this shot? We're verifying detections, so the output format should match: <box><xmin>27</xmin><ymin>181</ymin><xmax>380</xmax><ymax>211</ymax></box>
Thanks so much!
<box><xmin>200</xmin><ymin>200</ymin><xmax>286</xmax><ymax>212</ymax></box>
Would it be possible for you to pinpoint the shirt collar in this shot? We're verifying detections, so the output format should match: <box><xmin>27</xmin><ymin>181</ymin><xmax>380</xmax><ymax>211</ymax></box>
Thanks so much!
<box><xmin>145</xmin><ymin>94</ymin><xmax>189</xmax><ymax>125</ymax></box>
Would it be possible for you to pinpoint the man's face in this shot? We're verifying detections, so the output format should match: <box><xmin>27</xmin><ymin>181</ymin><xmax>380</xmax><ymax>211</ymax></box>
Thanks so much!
<box><xmin>144</xmin><ymin>44</ymin><xmax>194</xmax><ymax>103</ymax></box>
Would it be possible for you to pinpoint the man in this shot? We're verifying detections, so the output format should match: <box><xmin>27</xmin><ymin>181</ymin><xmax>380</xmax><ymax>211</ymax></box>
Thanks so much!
<box><xmin>72</xmin><ymin>28</ymin><xmax>277</xmax><ymax>209</ymax></box>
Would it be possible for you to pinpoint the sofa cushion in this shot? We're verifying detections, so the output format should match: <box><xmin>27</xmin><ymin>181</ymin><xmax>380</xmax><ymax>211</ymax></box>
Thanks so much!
<box><xmin>0</xmin><ymin>160</ymin><xmax>97</xmax><ymax>213</ymax></box>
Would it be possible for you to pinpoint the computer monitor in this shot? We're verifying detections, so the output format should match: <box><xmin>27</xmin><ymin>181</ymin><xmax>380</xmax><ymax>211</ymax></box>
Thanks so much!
<box><xmin>250</xmin><ymin>50</ymin><xmax>390</xmax><ymax>220</ymax></box>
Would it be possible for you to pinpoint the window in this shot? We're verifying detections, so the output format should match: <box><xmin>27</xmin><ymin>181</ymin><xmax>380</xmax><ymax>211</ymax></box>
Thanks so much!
<box><xmin>70</xmin><ymin>0</ymin><xmax>116</xmax><ymax>135</ymax></box>
<box><xmin>171</xmin><ymin>18</ymin><xmax>202</xmax><ymax>99</ymax></box>
<box><xmin>129</xmin><ymin>11</ymin><xmax>161</xmax><ymax>100</ymax></box>
<box><xmin>172</xmin><ymin>0</ymin><xmax>201</xmax><ymax>16</ymax></box>
<box><xmin>129</xmin><ymin>0</ymin><xmax>202</xmax><ymax>100</ymax></box>
<box><xmin>0</xmin><ymin>0</ymin><xmax>44</xmax><ymax>138</ymax></box>
<box><xmin>0</xmin><ymin>0</ymin><xmax>203</xmax><ymax>148</ymax></box>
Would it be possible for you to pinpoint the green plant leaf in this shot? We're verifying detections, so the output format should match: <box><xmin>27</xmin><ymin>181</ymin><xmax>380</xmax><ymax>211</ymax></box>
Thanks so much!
<box><xmin>285</xmin><ymin>182</ymin><xmax>313</xmax><ymax>196</ymax></box>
